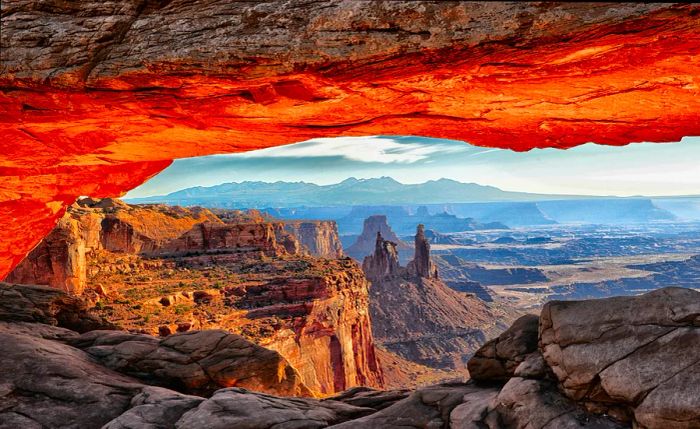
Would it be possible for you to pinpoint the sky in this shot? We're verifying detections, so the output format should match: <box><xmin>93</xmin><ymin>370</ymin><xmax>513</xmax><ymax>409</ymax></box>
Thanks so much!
<box><xmin>126</xmin><ymin>135</ymin><xmax>700</xmax><ymax>198</ymax></box>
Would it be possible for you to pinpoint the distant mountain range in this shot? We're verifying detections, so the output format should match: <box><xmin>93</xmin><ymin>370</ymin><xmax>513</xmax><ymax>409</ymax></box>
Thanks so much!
<box><xmin>125</xmin><ymin>177</ymin><xmax>700</xmax><ymax>229</ymax></box>
<box><xmin>127</xmin><ymin>177</ymin><xmax>585</xmax><ymax>207</ymax></box>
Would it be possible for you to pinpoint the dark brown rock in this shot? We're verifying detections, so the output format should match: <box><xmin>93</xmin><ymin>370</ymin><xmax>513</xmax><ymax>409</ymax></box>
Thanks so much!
<box><xmin>0</xmin><ymin>326</ymin><xmax>145</xmax><ymax>429</ymax></box>
<box><xmin>467</xmin><ymin>314</ymin><xmax>539</xmax><ymax>382</ymax></box>
<box><xmin>539</xmin><ymin>287</ymin><xmax>700</xmax><ymax>427</ymax></box>
<box><xmin>174</xmin><ymin>387</ymin><xmax>374</xmax><ymax>429</ymax></box>
<box><xmin>0</xmin><ymin>282</ymin><xmax>113</xmax><ymax>332</ymax></box>
<box><xmin>71</xmin><ymin>329</ymin><xmax>312</xmax><ymax>397</ymax></box>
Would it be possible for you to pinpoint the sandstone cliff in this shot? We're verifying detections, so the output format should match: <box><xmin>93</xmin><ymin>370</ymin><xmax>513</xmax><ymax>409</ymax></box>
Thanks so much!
<box><xmin>347</xmin><ymin>215</ymin><xmax>411</xmax><ymax>261</ymax></box>
<box><xmin>284</xmin><ymin>220</ymin><xmax>344</xmax><ymax>259</ymax></box>
<box><xmin>363</xmin><ymin>224</ymin><xmax>512</xmax><ymax>372</ymax></box>
<box><xmin>4</xmin><ymin>200</ymin><xmax>384</xmax><ymax>395</ymax></box>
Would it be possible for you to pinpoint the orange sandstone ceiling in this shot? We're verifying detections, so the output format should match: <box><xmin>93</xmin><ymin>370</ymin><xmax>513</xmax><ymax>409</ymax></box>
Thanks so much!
<box><xmin>1</xmin><ymin>2</ymin><xmax>700</xmax><ymax>278</ymax></box>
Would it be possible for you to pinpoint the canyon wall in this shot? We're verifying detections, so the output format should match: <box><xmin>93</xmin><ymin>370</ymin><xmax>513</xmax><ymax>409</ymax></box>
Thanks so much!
<box><xmin>283</xmin><ymin>221</ymin><xmax>344</xmax><ymax>259</ymax></box>
<box><xmin>5</xmin><ymin>199</ymin><xmax>383</xmax><ymax>394</ymax></box>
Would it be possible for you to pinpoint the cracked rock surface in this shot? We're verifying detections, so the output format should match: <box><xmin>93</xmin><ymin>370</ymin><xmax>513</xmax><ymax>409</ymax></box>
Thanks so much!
<box><xmin>0</xmin><ymin>286</ymin><xmax>698</xmax><ymax>428</ymax></box>
<box><xmin>70</xmin><ymin>328</ymin><xmax>312</xmax><ymax>397</ymax></box>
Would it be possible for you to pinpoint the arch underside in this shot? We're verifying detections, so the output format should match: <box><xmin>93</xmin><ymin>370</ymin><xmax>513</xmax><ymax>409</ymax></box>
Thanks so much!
<box><xmin>1</xmin><ymin>1</ymin><xmax>699</xmax><ymax>277</ymax></box>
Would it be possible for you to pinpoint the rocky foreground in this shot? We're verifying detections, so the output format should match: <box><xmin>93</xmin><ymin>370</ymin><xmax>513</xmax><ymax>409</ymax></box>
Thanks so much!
<box><xmin>1</xmin><ymin>282</ymin><xmax>697</xmax><ymax>428</ymax></box>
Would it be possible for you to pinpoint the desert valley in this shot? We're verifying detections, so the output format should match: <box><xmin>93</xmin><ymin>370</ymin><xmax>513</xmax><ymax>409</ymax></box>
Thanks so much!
<box><xmin>2</xmin><ymin>1</ymin><xmax>700</xmax><ymax>428</ymax></box>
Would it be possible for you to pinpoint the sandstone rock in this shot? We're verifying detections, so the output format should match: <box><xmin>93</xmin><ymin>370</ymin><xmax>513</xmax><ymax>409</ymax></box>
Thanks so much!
<box><xmin>330</xmin><ymin>383</ymin><xmax>477</xmax><ymax>428</ymax></box>
<box><xmin>406</xmin><ymin>224</ymin><xmax>438</xmax><ymax>279</ymax></box>
<box><xmin>2</xmin><ymin>3</ymin><xmax>700</xmax><ymax>282</ymax></box>
<box><xmin>539</xmin><ymin>287</ymin><xmax>700</xmax><ymax>427</ymax></box>
<box><xmin>449</xmin><ymin>387</ymin><xmax>500</xmax><ymax>429</ymax></box>
<box><xmin>102</xmin><ymin>387</ymin><xmax>204</xmax><ymax>429</ymax></box>
<box><xmin>467</xmin><ymin>314</ymin><xmax>539</xmax><ymax>382</ymax></box>
<box><xmin>6</xmin><ymin>201</ymin><xmax>384</xmax><ymax>395</ymax></box>
<box><xmin>362</xmin><ymin>232</ymin><xmax>402</xmax><ymax>282</ymax></box>
<box><xmin>284</xmin><ymin>221</ymin><xmax>344</xmax><ymax>258</ymax></box>
<box><xmin>347</xmin><ymin>215</ymin><xmax>410</xmax><ymax>261</ymax></box>
<box><xmin>325</xmin><ymin>386</ymin><xmax>410</xmax><ymax>411</ymax></box>
<box><xmin>0</xmin><ymin>282</ymin><xmax>113</xmax><ymax>332</ymax></box>
<box><xmin>0</xmin><ymin>327</ymin><xmax>145</xmax><ymax>429</ymax></box>
<box><xmin>0</xmin><ymin>320</ymin><xmax>79</xmax><ymax>342</ymax></box>
<box><xmin>71</xmin><ymin>329</ymin><xmax>312</xmax><ymax>397</ymax></box>
<box><xmin>484</xmin><ymin>377</ymin><xmax>624</xmax><ymax>429</ymax></box>
<box><xmin>174</xmin><ymin>387</ymin><xmax>374</xmax><ymax>429</ymax></box>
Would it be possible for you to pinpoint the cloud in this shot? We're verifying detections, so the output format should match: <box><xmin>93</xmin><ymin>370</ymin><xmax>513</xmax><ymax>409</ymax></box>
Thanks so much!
<box><xmin>234</xmin><ymin>136</ymin><xmax>468</xmax><ymax>164</ymax></box>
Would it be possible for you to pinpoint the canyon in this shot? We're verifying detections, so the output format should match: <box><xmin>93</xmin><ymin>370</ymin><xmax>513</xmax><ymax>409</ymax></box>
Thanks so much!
<box><xmin>4</xmin><ymin>198</ymin><xmax>383</xmax><ymax>396</ymax></box>
<box><xmin>362</xmin><ymin>223</ymin><xmax>515</xmax><ymax>375</ymax></box>
<box><xmin>3</xmin><ymin>2</ymin><xmax>700</xmax><ymax>278</ymax></box>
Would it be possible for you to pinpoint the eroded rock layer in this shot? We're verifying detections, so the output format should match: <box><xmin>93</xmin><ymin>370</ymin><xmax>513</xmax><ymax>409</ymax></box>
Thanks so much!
<box><xmin>2</xmin><ymin>2</ymin><xmax>700</xmax><ymax>278</ymax></box>
<box><xmin>1</xmin><ymin>287</ymin><xmax>697</xmax><ymax>428</ymax></box>
<box><xmin>3</xmin><ymin>201</ymin><xmax>383</xmax><ymax>395</ymax></box>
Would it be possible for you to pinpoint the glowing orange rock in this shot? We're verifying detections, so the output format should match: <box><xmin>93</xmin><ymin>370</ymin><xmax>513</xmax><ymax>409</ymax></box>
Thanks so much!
<box><xmin>1</xmin><ymin>2</ymin><xmax>699</xmax><ymax>278</ymax></box>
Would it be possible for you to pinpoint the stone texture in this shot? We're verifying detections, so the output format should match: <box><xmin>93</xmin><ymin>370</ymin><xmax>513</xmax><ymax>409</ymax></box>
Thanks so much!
<box><xmin>330</xmin><ymin>383</ymin><xmax>478</xmax><ymax>428</ymax></box>
<box><xmin>70</xmin><ymin>329</ymin><xmax>312</xmax><ymax>397</ymax></box>
<box><xmin>0</xmin><ymin>282</ymin><xmax>113</xmax><ymax>332</ymax></box>
<box><xmin>539</xmin><ymin>287</ymin><xmax>700</xmax><ymax>427</ymax></box>
<box><xmin>0</xmin><ymin>325</ymin><xmax>145</xmax><ymax>429</ymax></box>
<box><xmin>174</xmin><ymin>387</ymin><xmax>374</xmax><ymax>429</ymax></box>
<box><xmin>102</xmin><ymin>387</ymin><xmax>204</xmax><ymax>429</ymax></box>
<box><xmin>284</xmin><ymin>221</ymin><xmax>344</xmax><ymax>258</ymax></box>
<box><xmin>2</xmin><ymin>2</ymin><xmax>700</xmax><ymax>280</ymax></box>
<box><xmin>483</xmin><ymin>377</ymin><xmax>624</xmax><ymax>429</ymax></box>
<box><xmin>467</xmin><ymin>314</ymin><xmax>539</xmax><ymax>382</ymax></box>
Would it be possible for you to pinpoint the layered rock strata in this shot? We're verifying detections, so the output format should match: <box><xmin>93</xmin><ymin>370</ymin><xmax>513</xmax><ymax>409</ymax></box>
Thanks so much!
<box><xmin>363</xmin><ymin>225</ymin><xmax>509</xmax><ymax>371</ymax></box>
<box><xmin>3</xmin><ymin>201</ymin><xmax>384</xmax><ymax>395</ymax></box>
<box><xmin>284</xmin><ymin>220</ymin><xmax>344</xmax><ymax>258</ymax></box>
<box><xmin>2</xmin><ymin>2</ymin><xmax>700</xmax><ymax>281</ymax></box>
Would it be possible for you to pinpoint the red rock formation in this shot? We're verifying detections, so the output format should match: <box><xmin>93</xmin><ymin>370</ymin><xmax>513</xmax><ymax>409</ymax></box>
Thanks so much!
<box><xmin>6</xmin><ymin>200</ymin><xmax>384</xmax><ymax>395</ymax></box>
<box><xmin>283</xmin><ymin>221</ymin><xmax>344</xmax><ymax>259</ymax></box>
<box><xmin>241</xmin><ymin>265</ymin><xmax>384</xmax><ymax>394</ymax></box>
<box><xmin>362</xmin><ymin>233</ymin><xmax>402</xmax><ymax>282</ymax></box>
<box><xmin>2</xmin><ymin>2</ymin><xmax>699</xmax><ymax>278</ymax></box>
<box><xmin>347</xmin><ymin>215</ymin><xmax>410</xmax><ymax>261</ymax></box>
<box><xmin>406</xmin><ymin>224</ymin><xmax>438</xmax><ymax>279</ymax></box>
<box><xmin>362</xmin><ymin>221</ymin><xmax>514</xmax><ymax>372</ymax></box>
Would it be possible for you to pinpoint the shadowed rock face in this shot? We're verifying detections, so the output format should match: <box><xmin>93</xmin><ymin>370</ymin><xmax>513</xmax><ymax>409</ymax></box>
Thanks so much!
<box><xmin>0</xmin><ymin>286</ymin><xmax>697</xmax><ymax>428</ymax></box>
<box><xmin>3</xmin><ymin>2</ymin><xmax>699</xmax><ymax>279</ymax></box>
<box><xmin>70</xmin><ymin>329</ymin><xmax>312</xmax><ymax>397</ymax></box>
<box><xmin>539</xmin><ymin>287</ymin><xmax>700</xmax><ymax>428</ymax></box>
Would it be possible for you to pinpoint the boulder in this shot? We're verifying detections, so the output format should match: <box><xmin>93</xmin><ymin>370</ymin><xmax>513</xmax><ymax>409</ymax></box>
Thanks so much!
<box><xmin>0</xmin><ymin>326</ymin><xmax>144</xmax><ymax>429</ymax></box>
<box><xmin>175</xmin><ymin>387</ymin><xmax>374</xmax><ymax>429</ymax></box>
<box><xmin>70</xmin><ymin>329</ymin><xmax>312</xmax><ymax>397</ymax></box>
<box><xmin>467</xmin><ymin>314</ymin><xmax>539</xmax><ymax>382</ymax></box>
<box><xmin>331</xmin><ymin>383</ymin><xmax>476</xmax><ymax>428</ymax></box>
<box><xmin>102</xmin><ymin>387</ymin><xmax>204</xmax><ymax>429</ymax></box>
<box><xmin>0</xmin><ymin>282</ymin><xmax>113</xmax><ymax>332</ymax></box>
<box><xmin>540</xmin><ymin>287</ymin><xmax>700</xmax><ymax>427</ymax></box>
